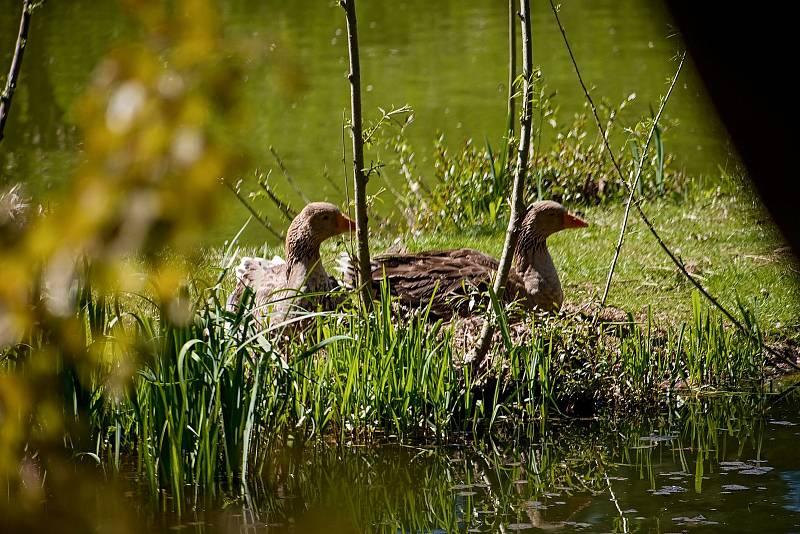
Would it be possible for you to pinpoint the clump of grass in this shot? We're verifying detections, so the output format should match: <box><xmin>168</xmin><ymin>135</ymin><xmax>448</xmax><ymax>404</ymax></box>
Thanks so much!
<box><xmin>376</xmin><ymin>75</ymin><xmax>688</xmax><ymax>233</ymax></box>
<box><xmin>0</xmin><ymin>257</ymin><xmax>775</xmax><ymax>509</ymax></box>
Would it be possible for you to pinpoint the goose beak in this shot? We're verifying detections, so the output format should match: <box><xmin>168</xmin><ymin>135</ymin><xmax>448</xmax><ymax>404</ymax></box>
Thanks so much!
<box><xmin>563</xmin><ymin>212</ymin><xmax>588</xmax><ymax>229</ymax></box>
<box><xmin>337</xmin><ymin>213</ymin><xmax>357</xmax><ymax>233</ymax></box>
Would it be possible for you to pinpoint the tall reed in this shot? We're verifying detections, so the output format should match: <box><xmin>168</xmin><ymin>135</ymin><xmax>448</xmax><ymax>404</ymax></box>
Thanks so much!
<box><xmin>2</xmin><ymin>266</ymin><xmax>772</xmax><ymax>509</ymax></box>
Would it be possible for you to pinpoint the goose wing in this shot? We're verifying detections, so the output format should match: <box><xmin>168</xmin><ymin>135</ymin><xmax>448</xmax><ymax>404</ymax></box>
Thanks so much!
<box><xmin>370</xmin><ymin>249</ymin><xmax>526</xmax><ymax>318</ymax></box>
<box><xmin>227</xmin><ymin>256</ymin><xmax>288</xmax><ymax>315</ymax></box>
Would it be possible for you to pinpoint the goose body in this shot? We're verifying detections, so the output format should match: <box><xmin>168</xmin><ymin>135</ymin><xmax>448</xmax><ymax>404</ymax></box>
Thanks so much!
<box><xmin>228</xmin><ymin>202</ymin><xmax>355</xmax><ymax>325</ymax></box>
<box><xmin>340</xmin><ymin>201</ymin><xmax>587</xmax><ymax>319</ymax></box>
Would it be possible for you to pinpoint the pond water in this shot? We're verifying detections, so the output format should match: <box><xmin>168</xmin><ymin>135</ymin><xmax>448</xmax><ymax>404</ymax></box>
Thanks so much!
<box><xmin>3</xmin><ymin>5</ymin><xmax>796</xmax><ymax>532</ymax></box>
<box><xmin>0</xmin><ymin>0</ymin><xmax>731</xmax><ymax>243</ymax></box>
<box><xmin>125</xmin><ymin>390</ymin><xmax>800</xmax><ymax>533</ymax></box>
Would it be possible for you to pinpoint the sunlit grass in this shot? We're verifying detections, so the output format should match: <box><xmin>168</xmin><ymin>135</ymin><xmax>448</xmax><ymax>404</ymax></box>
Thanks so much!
<box><xmin>3</xmin><ymin>184</ymin><xmax>790</xmax><ymax>509</ymax></box>
<box><xmin>351</xmin><ymin>189</ymin><xmax>798</xmax><ymax>336</ymax></box>
<box><xmin>215</xmin><ymin>185</ymin><xmax>799</xmax><ymax>338</ymax></box>
<box><xmin>59</xmin><ymin>274</ymin><xmax>770</xmax><ymax>505</ymax></box>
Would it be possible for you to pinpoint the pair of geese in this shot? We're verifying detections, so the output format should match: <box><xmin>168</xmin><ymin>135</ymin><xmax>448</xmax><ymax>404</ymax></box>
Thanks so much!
<box><xmin>228</xmin><ymin>201</ymin><xmax>587</xmax><ymax>324</ymax></box>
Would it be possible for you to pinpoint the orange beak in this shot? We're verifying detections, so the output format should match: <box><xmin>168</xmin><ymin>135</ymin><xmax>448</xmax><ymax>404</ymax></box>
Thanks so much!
<box><xmin>563</xmin><ymin>212</ymin><xmax>588</xmax><ymax>229</ymax></box>
<box><xmin>337</xmin><ymin>213</ymin><xmax>357</xmax><ymax>233</ymax></box>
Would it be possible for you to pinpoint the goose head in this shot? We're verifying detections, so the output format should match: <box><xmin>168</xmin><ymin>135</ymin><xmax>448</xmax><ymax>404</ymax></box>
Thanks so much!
<box><xmin>516</xmin><ymin>200</ymin><xmax>588</xmax><ymax>259</ymax></box>
<box><xmin>285</xmin><ymin>202</ymin><xmax>356</xmax><ymax>266</ymax></box>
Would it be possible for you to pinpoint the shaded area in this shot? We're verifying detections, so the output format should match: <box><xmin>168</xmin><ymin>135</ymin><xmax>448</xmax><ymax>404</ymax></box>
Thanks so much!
<box><xmin>665</xmin><ymin>3</ymin><xmax>800</xmax><ymax>256</ymax></box>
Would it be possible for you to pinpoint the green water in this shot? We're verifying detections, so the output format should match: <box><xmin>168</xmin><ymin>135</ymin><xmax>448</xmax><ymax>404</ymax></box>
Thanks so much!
<box><xmin>3</xmin><ymin>5</ymin><xmax>796</xmax><ymax>532</ymax></box>
<box><xmin>127</xmin><ymin>391</ymin><xmax>800</xmax><ymax>532</ymax></box>
<box><xmin>1</xmin><ymin>0</ymin><xmax>730</xmax><ymax>243</ymax></box>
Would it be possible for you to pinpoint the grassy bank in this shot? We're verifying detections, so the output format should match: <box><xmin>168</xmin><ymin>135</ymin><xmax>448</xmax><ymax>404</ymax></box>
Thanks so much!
<box><xmin>223</xmin><ymin>185</ymin><xmax>799</xmax><ymax>335</ymax></box>
<box><xmin>394</xmin><ymin>192</ymin><xmax>799</xmax><ymax>332</ymax></box>
<box><xmin>3</xmin><ymin>164</ymin><xmax>797</xmax><ymax>509</ymax></box>
<box><xmin>65</xmin><ymin>176</ymin><xmax>787</xmax><ymax>504</ymax></box>
<box><xmin>73</xmin><ymin>280</ymin><xmax>774</xmax><ymax>508</ymax></box>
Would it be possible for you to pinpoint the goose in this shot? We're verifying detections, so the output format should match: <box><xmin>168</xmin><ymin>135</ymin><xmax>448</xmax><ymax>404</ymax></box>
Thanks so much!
<box><xmin>339</xmin><ymin>200</ymin><xmax>587</xmax><ymax>319</ymax></box>
<box><xmin>228</xmin><ymin>202</ymin><xmax>355</xmax><ymax>325</ymax></box>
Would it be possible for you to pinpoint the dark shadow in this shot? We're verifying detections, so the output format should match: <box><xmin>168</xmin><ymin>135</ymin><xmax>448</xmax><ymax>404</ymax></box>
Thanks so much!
<box><xmin>665</xmin><ymin>3</ymin><xmax>800</xmax><ymax>257</ymax></box>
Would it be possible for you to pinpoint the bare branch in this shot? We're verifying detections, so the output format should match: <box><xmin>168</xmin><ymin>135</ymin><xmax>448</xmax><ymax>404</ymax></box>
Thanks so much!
<box><xmin>601</xmin><ymin>54</ymin><xmax>685</xmax><ymax>308</ymax></box>
<box><xmin>341</xmin><ymin>0</ymin><xmax>373</xmax><ymax>308</ymax></box>
<box><xmin>0</xmin><ymin>0</ymin><xmax>34</xmax><ymax>143</ymax></box>
<box><xmin>256</xmin><ymin>172</ymin><xmax>298</xmax><ymax>222</ymax></box>
<box><xmin>268</xmin><ymin>146</ymin><xmax>311</xmax><ymax>204</ymax></box>
<box><xmin>322</xmin><ymin>167</ymin><xmax>344</xmax><ymax>196</ymax></box>
<box><xmin>223</xmin><ymin>179</ymin><xmax>285</xmax><ymax>242</ymax></box>
<box><xmin>469</xmin><ymin>0</ymin><xmax>533</xmax><ymax>371</ymax></box>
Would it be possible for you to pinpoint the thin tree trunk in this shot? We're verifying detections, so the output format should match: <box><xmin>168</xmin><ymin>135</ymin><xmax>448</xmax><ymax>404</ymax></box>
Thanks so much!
<box><xmin>506</xmin><ymin>0</ymin><xmax>517</xmax><ymax>140</ymax></box>
<box><xmin>341</xmin><ymin>0</ymin><xmax>372</xmax><ymax>309</ymax></box>
<box><xmin>0</xmin><ymin>0</ymin><xmax>33</xmax><ymax>143</ymax></box>
<box><xmin>469</xmin><ymin>0</ymin><xmax>533</xmax><ymax>372</ymax></box>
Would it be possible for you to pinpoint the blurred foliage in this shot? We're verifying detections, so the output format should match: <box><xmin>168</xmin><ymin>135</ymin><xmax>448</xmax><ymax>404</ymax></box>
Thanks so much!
<box><xmin>0</xmin><ymin>0</ymin><xmax>248</xmax><ymax>518</ymax></box>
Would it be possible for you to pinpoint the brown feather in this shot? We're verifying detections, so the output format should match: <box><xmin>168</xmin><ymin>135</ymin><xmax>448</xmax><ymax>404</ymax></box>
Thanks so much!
<box><xmin>338</xmin><ymin>201</ymin><xmax>588</xmax><ymax>320</ymax></box>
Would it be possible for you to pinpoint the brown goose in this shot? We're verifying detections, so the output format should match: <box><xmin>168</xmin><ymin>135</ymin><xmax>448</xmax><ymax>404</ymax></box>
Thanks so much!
<box><xmin>228</xmin><ymin>202</ymin><xmax>355</xmax><ymax>325</ymax></box>
<box><xmin>340</xmin><ymin>200</ymin><xmax>587</xmax><ymax>319</ymax></box>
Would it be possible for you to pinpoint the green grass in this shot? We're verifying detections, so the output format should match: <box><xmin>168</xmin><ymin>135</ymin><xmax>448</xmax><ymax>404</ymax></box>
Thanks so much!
<box><xmin>4</xmin><ymin>169</ymin><xmax>798</xmax><ymax>511</ymax></box>
<box><xmin>220</xmin><ymin>186</ymin><xmax>799</xmax><ymax>338</ymax></box>
<box><xmin>77</xmin><ymin>283</ymin><xmax>770</xmax><ymax>508</ymax></box>
<box><xmin>569</xmin><ymin>192</ymin><xmax>798</xmax><ymax>332</ymax></box>
<box><xmin>8</xmin><ymin>254</ymin><xmax>763</xmax><ymax>504</ymax></box>
<box><xmin>349</xmin><ymin>190</ymin><xmax>798</xmax><ymax>337</ymax></box>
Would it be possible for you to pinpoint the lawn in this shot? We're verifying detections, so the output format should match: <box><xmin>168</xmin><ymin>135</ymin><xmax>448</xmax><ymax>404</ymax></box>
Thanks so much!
<box><xmin>219</xmin><ymin>183</ymin><xmax>799</xmax><ymax>339</ymax></box>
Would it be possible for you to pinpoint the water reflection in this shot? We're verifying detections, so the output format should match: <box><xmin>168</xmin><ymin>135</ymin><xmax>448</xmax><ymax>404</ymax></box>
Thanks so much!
<box><xmin>4</xmin><ymin>389</ymin><xmax>797</xmax><ymax>531</ymax></box>
<box><xmin>782</xmin><ymin>472</ymin><xmax>800</xmax><ymax>513</ymax></box>
<box><xmin>129</xmin><ymin>388</ymin><xmax>800</xmax><ymax>533</ymax></box>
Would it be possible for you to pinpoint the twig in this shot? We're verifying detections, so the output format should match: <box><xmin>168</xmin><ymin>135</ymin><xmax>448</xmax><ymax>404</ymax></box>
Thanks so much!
<box><xmin>363</xmin><ymin>104</ymin><xmax>412</xmax><ymax>146</ymax></box>
<box><xmin>268</xmin><ymin>146</ymin><xmax>311</xmax><ymax>204</ymax></box>
<box><xmin>605</xmin><ymin>474</ymin><xmax>628</xmax><ymax>533</ymax></box>
<box><xmin>256</xmin><ymin>172</ymin><xmax>297</xmax><ymax>221</ymax></box>
<box><xmin>341</xmin><ymin>0</ymin><xmax>373</xmax><ymax>309</ymax></box>
<box><xmin>223</xmin><ymin>180</ymin><xmax>284</xmax><ymax>241</ymax></box>
<box><xmin>340</xmin><ymin>109</ymin><xmax>357</xmax><ymax>268</ymax></box>
<box><xmin>469</xmin><ymin>0</ymin><xmax>533</xmax><ymax>371</ymax></box>
<box><xmin>506</xmin><ymin>0</ymin><xmax>517</xmax><ymax>140</ymax></box>
<box><xmin>600</xmin><ymin>54</ymin><xmax>685</xmax><ymax>308</ymax></box>
<box><xmin>322</xmin><ymin>167</ymin><xmax>343</xmax><ymax>196</ymax></box>
<box><xmin>0</xmin><ymin>0</ymin><xmax>34</xmax><ymax>143</ymax></box>
<box><xmin>549</xmin><ymin>0</ymin><xmax>799</xmax><ymax>371</ymax></box>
